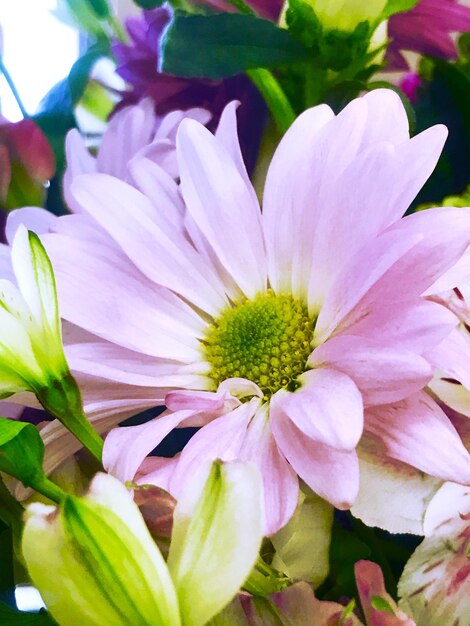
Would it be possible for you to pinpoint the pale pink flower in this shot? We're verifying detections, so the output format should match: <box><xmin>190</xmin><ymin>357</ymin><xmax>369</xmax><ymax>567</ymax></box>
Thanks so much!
<box><xmin>11</xmin><ymin>90</ymin><xmax>470</xmax><ymax>534</ymax></box>
<box><xmin>64</xmin><ymin>97</ymin><xmax>210</xmax><ymax>211</ymax></box>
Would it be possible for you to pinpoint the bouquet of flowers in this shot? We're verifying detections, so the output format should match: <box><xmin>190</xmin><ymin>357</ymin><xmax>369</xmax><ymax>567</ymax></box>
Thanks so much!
<box><xmin>1</xmin><ymin>0</ymin><xmax>470</xmax><ymax>623</ymax></box>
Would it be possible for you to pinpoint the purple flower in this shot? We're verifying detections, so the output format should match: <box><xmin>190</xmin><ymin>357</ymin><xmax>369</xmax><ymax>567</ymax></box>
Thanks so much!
<box><xmin>112</xmin><ymin>6</ymin><xmax>266</xmax><ymax>172</ymax></box>
<box><xmin>388</xmin><ymin>0</ymin><xmax>470</xmax><ymax>69</ymax></box>
<box><xmin>400</xmin><ymin>72</ymin><xmax>423</xmax><ymax>103</ymax></box>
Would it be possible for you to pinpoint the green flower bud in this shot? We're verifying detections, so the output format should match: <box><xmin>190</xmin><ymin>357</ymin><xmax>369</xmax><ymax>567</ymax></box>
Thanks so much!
<box><xmin>0</xmin><ymin>225</ymin><xmax>102</xmax><ymax>459</ymax></box>
<box><xmin>22</xmin><ymin>473</ymin><xmax>181</xmax><ymax>626</ymax></box>
<box><xmin>303</xmin><ymin>0</ymin><xmax>387</xmax><ymax>32</ymax></box>
<box><xmin>22</xmin><ymin>461</ymin><xmax>264</xmax><ymax>626</ymax></box>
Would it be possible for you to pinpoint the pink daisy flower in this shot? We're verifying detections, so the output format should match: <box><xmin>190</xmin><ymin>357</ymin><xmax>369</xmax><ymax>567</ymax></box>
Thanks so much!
<box><xmin>14</xmin><ymin>89</ymin><xmax>470</xmax><ymax>534</ymax></box>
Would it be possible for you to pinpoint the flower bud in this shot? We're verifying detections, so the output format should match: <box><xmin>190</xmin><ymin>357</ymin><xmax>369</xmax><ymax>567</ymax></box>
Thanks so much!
<box><xmin>0</xmin><ymin>225</ymin><xmax>102</xmax><ymax>459</ymax></box>
<box><xmin>22</xmin><ymin>473</ymin><xmax>181</xmax><ymax>626</ymax></box>
<box><xmin>304</xmin><ymin>0</ymin><xmax>387</xmax><ymax>32</ymax></box>
<box><xmin>22</xmin><ymin>460</ymin><xmax>264</xmax><ymax>626</ymax></box>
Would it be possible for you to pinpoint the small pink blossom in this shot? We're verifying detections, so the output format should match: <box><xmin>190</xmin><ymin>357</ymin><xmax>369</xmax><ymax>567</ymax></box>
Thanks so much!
<box><xmin>0</xmin><ymin>116</ymin><xmax>55</xmax><ymax>209</ymax></box>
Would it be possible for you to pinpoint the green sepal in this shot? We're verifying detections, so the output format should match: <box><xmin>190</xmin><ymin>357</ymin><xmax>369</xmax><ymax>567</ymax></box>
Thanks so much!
<box><xmin>319</xmin><ymin>21</ymin><xmax>370</xmax><ymax>71</ymax></box>
<box><xmin>36</xmin><ymin>373</ymin><xmax>103</xmax><ymax>463</ymax></box>
<box><xmin>285</xmin><ymin>0</ymin><xmax>322</xmax><ymax>50</ymax></box>
<box><xmin>243</xmin><ymin>557</ymin><xmax>291</xmax><ymax>596</ymax></box>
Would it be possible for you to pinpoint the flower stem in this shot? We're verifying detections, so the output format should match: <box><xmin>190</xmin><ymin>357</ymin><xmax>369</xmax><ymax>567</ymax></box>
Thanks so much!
<box><xmin>247</xmin><ymin>68</ymin><xmax>296</xmax><ymax>134</ymax></box>
<box><xmin>107</xmin><ymin>13</ymin><xmax>126</xmax><ymax>42</ymax></box>
<box><xmin>32</xmin><ymin>476</ymin><xmax>67</xmax><ymax>505</ymax></box>
<box><xmin>304</xmin><ymin>63</ymin><xmax>327</xmax><ymax>108</ymax></box>
<box><xmin>0</xmin><ymin>58</ymin><xmax>28</xmax><ymax>118</ymax></box>
<box><xmin>224</xmin><ymin>0</ymin><xmax>255</xmax><ymax>14</ymax></box>
<box><xmin>38</xmin><ymin>377</ymin><xmax>104</xmax><ymax>464</ymax></box>
<box><xmin>243</xmin><ymin>556</ymin><xmax>291</xmax><ymax>595</ymax></box>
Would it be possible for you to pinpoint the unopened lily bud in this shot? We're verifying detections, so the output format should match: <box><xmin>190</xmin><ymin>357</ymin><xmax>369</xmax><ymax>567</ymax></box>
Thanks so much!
<box><xmin>23</xmin><ymin>461</ymin><xmax>264</xmax><ymax>626</ymax></box>
<box><xmin>0</xmin><ymin>225</ymin><xmax>102</xmax><ymax>459</ymax></box>
<box><xmin>22</xmin><ymin>473</ymin><xmax>181</xmax><ymax>626</ymax></box>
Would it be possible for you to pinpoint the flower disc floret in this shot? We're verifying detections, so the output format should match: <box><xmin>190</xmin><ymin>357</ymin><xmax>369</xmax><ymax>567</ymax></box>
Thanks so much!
<box><xmin>204</xmin><ymin>291</ymin><xmax>315</xmax><ymax>398</ymax></box>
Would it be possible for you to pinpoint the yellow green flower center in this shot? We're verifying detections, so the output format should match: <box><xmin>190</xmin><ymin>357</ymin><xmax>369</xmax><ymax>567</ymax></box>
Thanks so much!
<box><xmin>204</xmin><ymin>291</ymin><xmax>315</xmax><ymax>399</ymax></box>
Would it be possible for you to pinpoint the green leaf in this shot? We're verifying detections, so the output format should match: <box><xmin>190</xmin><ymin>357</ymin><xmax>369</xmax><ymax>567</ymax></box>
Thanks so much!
<box><xmin>161</xmin><ymin>12</ymin><xmax>308</xmax><ymax>79</ymax></box>
<box><xmin>0</xmin><ymin>418</ymin><xmax>64</xmax><ymax>503</ymax></box>
<box><xmin>0</xmin><ymin>420</ymin><xmax>44</xmax><ymax>486</ymax></box>
<box><xmin>0</xmin><ymin>476</ymin><xmax>24</xmax><ymax>553</ymax></box>
<box><xmin>0</xmin><ymin>603</ymin><xmax>56</xmax><ymax>626</ymax></box>
<box><xmin>316</xmin><ymin>519</ymin><xmax>372</xmax><ymax>601</ymax></box>
<box><xmin>79</xmin><ymin>80</ymin><xmax>114</xmax><ymax>121</ymax></box>
<box><xmin>381</xmin><ymin>0</ymin><xmax>420</xmax><ymax>20</ymax></box>
<box><xmin>68</xmin><ymin>43</ymin><xmax>110</xmax><ymax>104</ymax></box>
